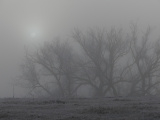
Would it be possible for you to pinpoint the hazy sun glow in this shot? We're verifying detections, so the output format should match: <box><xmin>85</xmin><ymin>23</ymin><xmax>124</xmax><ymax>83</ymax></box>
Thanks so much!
<box><xmin>31</xmin><ymin>32</ymin><xmax>37</xmax><ymax>38</ymax></box>
<box><xmin>26</xmin><ymin>27</ymin><xmax>44</xmax><ymax>45</ymax></box>
<box><xmin>28</xmin><ymin>26</ymin><xmax>40</xmax><ymax>39</ymax></box>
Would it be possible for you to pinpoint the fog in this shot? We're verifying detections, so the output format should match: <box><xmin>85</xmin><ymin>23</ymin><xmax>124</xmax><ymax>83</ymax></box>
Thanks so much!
<box><xmin>0</xmin><ymin>0</ymin><xmax>160</xmax><ymax>98</ymax></box>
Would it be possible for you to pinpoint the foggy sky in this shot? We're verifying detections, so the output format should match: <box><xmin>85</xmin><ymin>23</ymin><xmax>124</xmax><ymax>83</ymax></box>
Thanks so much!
<box><xmin>0</xmin><ymin>0</ymin><xmax>160</xmax><ymax>97</ymax></box>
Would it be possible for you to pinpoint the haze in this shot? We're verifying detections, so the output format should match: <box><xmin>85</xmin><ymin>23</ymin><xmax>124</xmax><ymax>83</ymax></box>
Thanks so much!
<box><xmin>0</xmin><ymin>0</ymin><xmax>160</xmax><ymax>97</ymax></box>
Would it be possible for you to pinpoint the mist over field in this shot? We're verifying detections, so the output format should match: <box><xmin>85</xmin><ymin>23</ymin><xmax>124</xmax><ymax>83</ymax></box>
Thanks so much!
<box><xmin>0</xmin><ymin>0</ymin><xmax>160</xmax><ymax>98</ymax></box>
<box><xmin>2</xmin><ymin>1</ymin><xmax>160</xmax><ymax>120</ymax></box>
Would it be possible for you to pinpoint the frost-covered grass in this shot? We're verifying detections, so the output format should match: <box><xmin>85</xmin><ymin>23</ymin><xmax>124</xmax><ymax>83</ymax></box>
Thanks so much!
<box><xmin>0</xmin><ymin>96</ymin><xmax>160</xmax><ymax>119</ymax></box>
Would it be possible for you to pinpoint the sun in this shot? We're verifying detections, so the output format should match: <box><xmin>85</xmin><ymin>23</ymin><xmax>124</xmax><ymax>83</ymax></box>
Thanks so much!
<box><xmin>27</xmin><ymin>26</ymin><xmax>42</xmax><ymax>42</ymax></box>
<box><xmin>31</xmin><ymin>32</ymin><xmax>37</xmax><ymax>38</ymax></box>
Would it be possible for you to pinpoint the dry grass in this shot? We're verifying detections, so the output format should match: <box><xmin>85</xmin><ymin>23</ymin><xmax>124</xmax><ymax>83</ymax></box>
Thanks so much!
<box><xmin>0</xmin><ymin>97</ymin><xmax>160</xmax><ymax>119</ymax></box>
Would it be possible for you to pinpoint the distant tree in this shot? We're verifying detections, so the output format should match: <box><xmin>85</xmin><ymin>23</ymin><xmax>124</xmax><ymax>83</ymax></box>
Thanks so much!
<box><xmin>19</xmin><ymin>51</ymin><xmax>53</xmax><ymax>97</ymax></box>
<box><xmin>128</xmin><ymin>24</ymin><xmax>160</xmax><ymax>96</ymax></box>
<box><xmin>32</xmin><ymin>40</ymin><xmax>78</xmax><ymax>98</ymax></box>
<box><xmin>73</xmin><ymin>28</ymin><xmax>129</xmax><ymax>97</ymax></box>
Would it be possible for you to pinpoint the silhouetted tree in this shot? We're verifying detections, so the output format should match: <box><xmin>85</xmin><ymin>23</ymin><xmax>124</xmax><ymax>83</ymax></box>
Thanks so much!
<box><xmin>19</xmin><ymin>51</ymin><xmax>53</xmax><ymax>96</ymax></box>
<box><xmin>73</xmin><ymin>28</ymin><xmax>129</xmax><ymax>97</ymax></box>
<box><xmin>128</xmin><ymin>24</ymin><xmax>160</xmax><ymax>96</ymax></box>
<box><xmin>33</xmin><ymin>40</ymin><xmax>78</xmax><ymax>97</ymax></box>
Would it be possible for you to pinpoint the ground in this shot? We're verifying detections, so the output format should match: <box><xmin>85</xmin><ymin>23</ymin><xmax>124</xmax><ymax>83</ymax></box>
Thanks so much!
<box><xmin>0</xmin><ymin>96</ymin><xmax>160</xmax><ymax>120</ymax></box>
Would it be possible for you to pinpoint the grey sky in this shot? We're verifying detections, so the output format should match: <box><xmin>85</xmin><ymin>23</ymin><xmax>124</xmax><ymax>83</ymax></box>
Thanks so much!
<box><xmin>0</xmin><ymin>0</ymin><xmax>160</xmax><ymax>97</ymax></box>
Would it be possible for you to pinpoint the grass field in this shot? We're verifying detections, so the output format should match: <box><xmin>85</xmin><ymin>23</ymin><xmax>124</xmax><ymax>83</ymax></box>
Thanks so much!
<box><xmin>0</xmin><ymin>97</ymin><xmax>160</xmax><ymax>120</ymax></box>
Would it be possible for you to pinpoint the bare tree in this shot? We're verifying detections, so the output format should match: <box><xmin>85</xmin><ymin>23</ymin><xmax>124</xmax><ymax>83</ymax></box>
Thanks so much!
<box><xmin>128</xmin><ymin>25</ymin><xmax>160</xmax><ymax>96</ymax></box>
<box><xmin>73</xmin><ymin>28</ymin><xmax>129</xmax><ymax>97</ymax></box>
<box><xmin>32</xmin><ymin>40</ymin><xmax>78</xmax><ymax>98</ymax></box>
<box><xmin>19</xmin><ymin>52</ymin><xmax>53</xmax><ymax>97</ymax></box>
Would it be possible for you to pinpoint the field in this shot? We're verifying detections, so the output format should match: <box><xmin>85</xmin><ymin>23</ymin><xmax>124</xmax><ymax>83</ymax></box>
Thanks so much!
<box><xmin>0</xmin><ymin>97</ymin><xmax>160</xmax><ymax>120</ymax></box>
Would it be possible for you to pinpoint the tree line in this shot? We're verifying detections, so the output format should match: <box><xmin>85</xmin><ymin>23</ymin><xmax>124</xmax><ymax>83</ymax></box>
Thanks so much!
<box><xmin>18</xmin><ymin>24</ymin><xmax>160</xmax><ymax>98</ymax></box>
